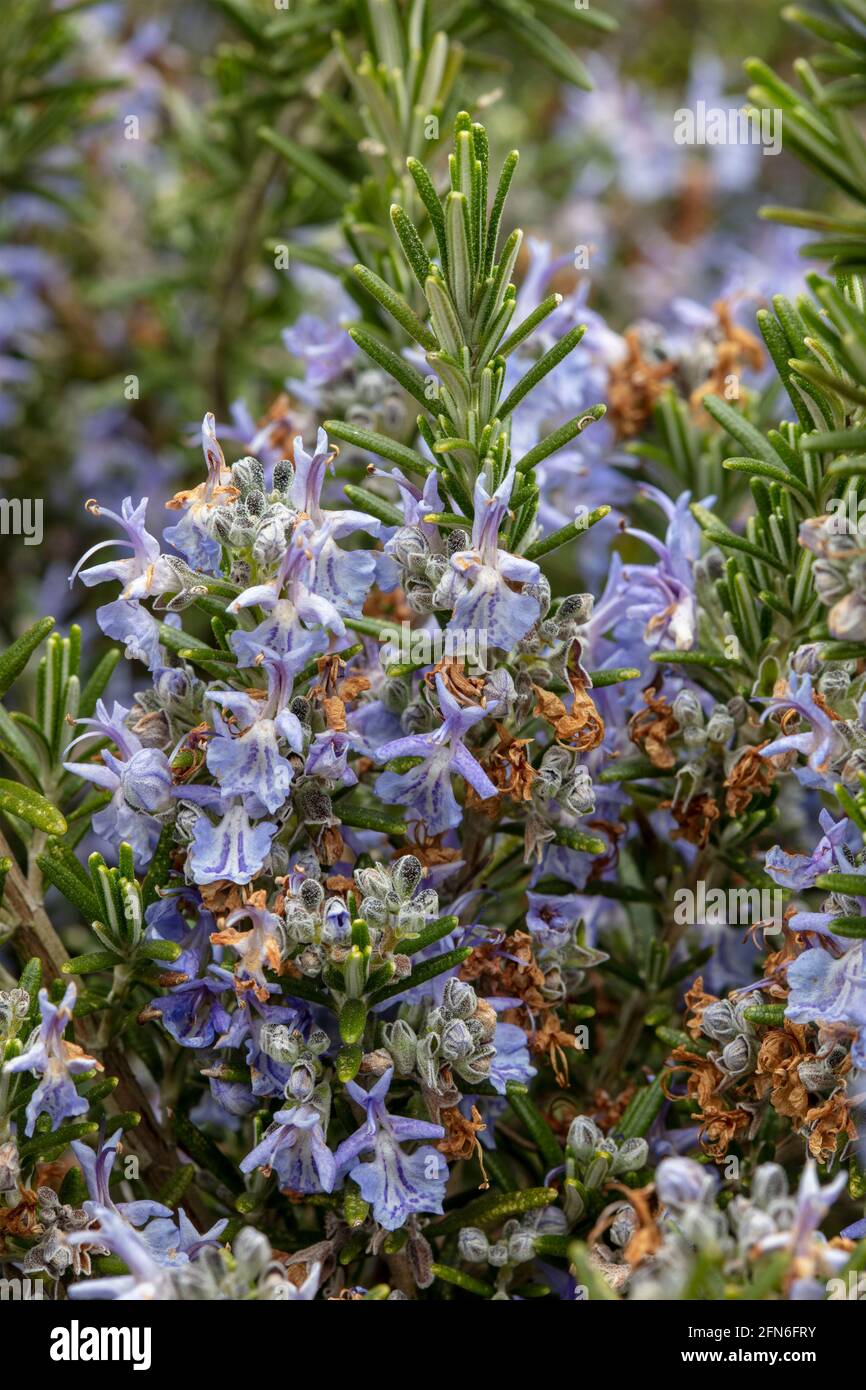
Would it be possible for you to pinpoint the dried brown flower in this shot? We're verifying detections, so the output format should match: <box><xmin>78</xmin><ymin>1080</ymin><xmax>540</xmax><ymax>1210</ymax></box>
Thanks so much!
<box><xmin>628</xmin><ymin>687</ymin><xmax>679</xmax><ymax>769</ymax></box>
<box><xmin>534</xmin><ymin>683</ymin><xmax>604</xmax><ymax>751</ymax></box>
<box><xmin>724</xmin><ymin>741</ymin><xmax>782</xmax><ymax>816</ymax></box>
<box><xmin>662</xmin><ymin>792</ymin><xmax>720</xmax><ymax>848</ymax></box>
<box><xmin>607</xmin><ymin>329</ymin><xmax>675</xmax><ymax>440</ymax></box>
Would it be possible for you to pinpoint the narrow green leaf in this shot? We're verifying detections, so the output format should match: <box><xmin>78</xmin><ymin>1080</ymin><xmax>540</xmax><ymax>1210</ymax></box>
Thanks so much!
<box><xmin>0</xmin><ymin>617</ymin><xmax>54</xmax><ymax>698</ymax></box>
<box><xmin>428</xmin><ymin>1186</ymin><xmax>558</xmax><ymax>1237</ymax></box>
<box><xmin>336</xmin><ymin>1043</ymin><xmax>363</xmax><ymax>1083</ymax></box>
<box><xmin>499</xmin><ymin>9</ymin><xmax>592</xmax><ymax>88</ymax></box>
<box><xmin>815</xmin><ymin>871</ymin><xmax>866</xmax><ymax>895</ymax></box>
<box><xmin>517</xmin><ymin>406</ymin><xmax>605</xmax><ymax>473</ymax></box>
<box><xmin>505</xmin><ymin>1081</ymin><xmax>563</xmax><ymax>1170</ymax></box>
<box><xmin>390</xmin><ymin>203</ymin><xmax>432</xmax><ymax>288</ymax></box>
<box><xmin>62</xmin><ymin>950</ymin><xmax>117</xmax><ymax>975</ymax></box>
<box><xmin>406</xmin><ymin>156</ymin><xmax>448</xmax><ymax>268</ymax></box>
<box><xmin>352</xmin><ymin>264</ymin><xmax>437</xmax><ymax>349</ymax></box>
<box><xmin>551</xmin><ymin>827</ymin><xmax>606</xmax><ymax>855</ymax></box>
<box><xmin>38</xmin><ymin>840</ymin><xmax>100</xmax><ymax>922</ymax></box>
<box><xmin>703</xmin><ymin>395</ymin><xmax>783</xmax><ymax>467</ymax></box>
<box><xmin>483</xmin><ymin>150</ymin><xmax>518</xmax><ymax>278</ymax></box>
<box><xmin>430</xmin><ymin>1263</ymin><xmax>492</xmax><ymax>1296</ymax></box>
<box><xmin>498</xmin><ymin>326</ymin><xmax>586</xmax><ymax>419</ymax></box>
<box><xmin>404</xmin><ymin>914</ymin><xmax>460</xmax><ymax>954</ymax></box>
<box><xmin>157</xmin><ymin>1164</ymin><xmax>197</xmax><ymax>1208</ymax></box>
<box><xmin>0</xmin><ymin>780</ymin><xmax>66</xmax><ymax>835</ymax></box>
<box><xmin>339</xmin><ymin>998</ymin><xmax>367</xmax><ymax>1045</ymax></box>
<box><xmin>828</xmin><ymin>916</ymin><xmax>866</xmax><ymax>938</ymax></box>
<box><xmin>649</xmin><ymin>650</ymin><xmax>737</xmax><ymax>668</ymax></box>
<box><xmin>349</xmin><ymin>325</ymin><xmax>431</xmax><ymax>408</ymax></box>
<box><xmin>339</xmin><ymin>803</ymin><xmax>407</xmax><ymax>836</ymax></box>
<box><xmin>498</xmin><ymin>293</ymin><xmax>562</xmax><ymax>359</ymax></box>
<box><xmin>325</xmin><ymin>420</ymin><xmax>430</xmax><ymax>476</ymax></box>
<box><xmin>343</xmin><ymin>484</ymin><xmax>403</xmax><ymax>527</ymax></box>
<box><xmin>741</xmin><ymin>1004</ymin><xmax>787</xmax><ymax>1026</ymax></box>
<box><xmin>617</xmin><ymin>1077</ymin><xmax>665</xmax><ymax>1139</ymax></box>
<box><xmin>523</xmin><ymin>504</ymin><xmax>610</xmax><ymax>559</ymax></box>
<box><xmin>138</xmin><ymin>939</ymin><xmax>183</xmax><ymax>962</ymax></box>
<box><xmin>19</xmin><ymin>1122</ymin><xmax>98</xmax><ymax>1162</ymax></box>
<box><xmin>173</xmin><ymin>1109</ymin><xmax>242</xmax><ymax>1193</ymax></box>
<box><xmin>587</xmin><ymin>667</ymin><xmax>641</xmax><ymax>688</ymax></box>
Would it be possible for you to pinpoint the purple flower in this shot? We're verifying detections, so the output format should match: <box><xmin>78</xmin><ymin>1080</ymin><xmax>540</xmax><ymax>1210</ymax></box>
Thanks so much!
<box><xmin>526</xmin><ymin>892</ymin><xmax>584</xmax><ymax>950</ymax></box>
<box><xmin>68</xmin><ymin>495</ymin><xmax>179</xmax><ymax>674</ymax></box>
<box><xmin>759</xmin><ymin>671</ymin><xmax>848</xmax><ymax>786</ymax></box>
<box><xmin>94</xmin><ymin>597</ymin><xmax>175</xmax><ymax>675</ymax></box>
<box><xmin>72</xmin><ymin>1128</ymin><xmax>171</xmax><ymax>1228</ymax></box>
<box><xmin>216</xmin><ymin>996</ymin><xmax>305</xmax><ymax>1099</ymax></box>
<box><xmin>374</xmin><ymin>674</ymin><xmax>497</xmax><ymax>833</ymax></box>
<box><xmin>63</xmin><ymin>699</ymin><xmax>171</xmax><ymax>867</ymax></box>
<box><xmin>164</xmin><ymin>413</ymin><xmax>236</xmax><ymax>573</ymax></box>
<box><xmin>620</xmin><ymin>487</ymin><xmax>702</xmax><ymax>652</ymax></box>
<box><xmin>655</xmin><ymin>1156</ymin><xmax>719</xmax><ymax>1210</ymax></box>
<box><xmin>489</xmin><ymin>1022</ymin><xmax>537</xmax><ymax>1095</ymax></box>
<box><xmin>288</xmin><ymin>427</ymin><xmax>382</xmax><ymax>612</ymax></box>
<box><xmin>304</xmin><ymin>729</ymin><xmax>357</xmax><ymax>787</ymax></box>
<box><xmin>229</xmin><ymin>596</ymin><xmax>330</xmax><ymax>673</ymax></box>
<box><xmin>444</xmin><ymin>461</ymin><xmax>540</xmax><ymax>650</ymax></box>
<box><xmin>334</xmin><ymin>1069</ymin><xmax>447</xmax><ymax>1230</ymax></box>
<box><xmin>70</xmin><ymin>496</ymin><xmax>175</xmax><ymax>602</ymax></box>
<box><xmin>137</xmin><ymin>1207</ymin><xmax>229</xmax><ymax>1267</ymax></box>
<box><xmin>764</xmin><ymin>810</ymin><xmax>858</xmax><ymax>890</ymax></box>
<box><xmin>4</xmin><ymin>981</ymin><xmax>98</xmax><ymax>1136</ymax></box>
<box><xmin>206</xmin><ymin>657</ymin><xmax>304</xmax><ymax>815</ymax></box>
<box><xmin>384</xmin><ymin>466</ymin><xmax>443</xmax><ymax>537</ymax></box>
<box><xmin>228</xmin><ymin>517</ymin><xmax>348</xmax><ymax>664</ymax></box>
<box><xmin>786</xmin><ymin>939</ymin><xmax>866</xmax><ymax>1067</ymax></box>
<box><xmin>148</xmin><ymin>969</ymin><xmax>232</xmax><ymax>1049</ymax></box>
<box><xmin>187</xmin><ymin>800</ymin><xmax>277</xmax><ymax>886</ymax></box>
<box><xmin>240</xmin><ymin>1092</ymin><xmax>336</xmax><ymax>1195</ymax></box>
<box><xmin>144</xmin><ymin>892</ymin><xmax>215</xmax><ymax>979</ymax></box>
<box><xmin>752</xmin><ymin>1161</ymin><xmax>847</xmax><ymax>1265</ymax></box>
<box><xmin>67</xmin><ymin>1206</ymin><xmax>173</xmax><ymax>1300</ymax></box>
<box><xmin>283</xmin><ymin>313</ymin><xmax>356</xmax><ymax>396</ymax></box>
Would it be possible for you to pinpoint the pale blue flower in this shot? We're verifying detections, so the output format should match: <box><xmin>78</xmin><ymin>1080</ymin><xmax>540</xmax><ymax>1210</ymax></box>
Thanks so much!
<box><xmin>206</xmin><ymin>656</ymin><xmax>304</xmax><ymax>815</ymax></box>
<box><xmin>444</xmin><ymin>460</ymin><xmax>540</xmax><ymax>651</ymax></box>
<box><xmin>765</xmin><ymin>810</ymin><xmax>857</xmax><ymax>891</ymax></box>
<box><xmin>760</xmin><ymin>671</ymin><xmax>848</xmax><ymax>787</ymax></box>
<box><xmin>490</xmin><ymin>1022</ymin><xmax>537</xmax><ymax>1094</ymax></box>
<box><xmin>62</xmin><ymin>699</ymin><xmax>171</xmax><ymax>866</ymax></box>
<box><xmin>187</xmin><ymin>800</ymin><xmax>276</xmax><ymax>886</ymax></box>
<box><xmin>240</xmin><ymin>1093</ymin><xmax>336</xmax><ymax>1195</ymax></box>
<box><xmin>786</xmin><ymin>939</ymin><xmax>866</xmax><ymax>1067</ymax></box>
<box><xmin>334</xmin><ymin>1069</ymin><xmax>446</xmax><ymax>1230</ymax></box>
<box><xmin>164</xmin><ymin>412</ymin><xmax>236</xmax><ymax>573</ymax></box>
<box><xmin>375</xmin><ymin>674</ymin><xmax>497</xmax><ymax>833</ymax></box>
<box><xmin>4</xmin><ymin>981</ymin><xmax>98</xmax><ymax>1136</ymax></box>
